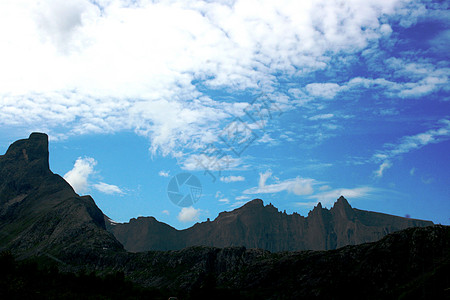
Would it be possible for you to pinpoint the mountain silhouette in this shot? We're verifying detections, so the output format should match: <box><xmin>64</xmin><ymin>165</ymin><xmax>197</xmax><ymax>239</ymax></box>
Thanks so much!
<box><xmin>0</xmin><ymin>133</ymin><xmax>123</xmax><ymax>258</ymax></box>
<box><xmin>107</xmin><ymin>197</ymin><xmax>433</xmax><ymax>252</ymax></box>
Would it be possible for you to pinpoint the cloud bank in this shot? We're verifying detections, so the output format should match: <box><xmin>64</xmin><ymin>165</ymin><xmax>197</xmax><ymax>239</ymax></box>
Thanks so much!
<box><xmin>0</xmin><ymin>0</ymin><xmax>434</xmax><ymax>158</ymax></box>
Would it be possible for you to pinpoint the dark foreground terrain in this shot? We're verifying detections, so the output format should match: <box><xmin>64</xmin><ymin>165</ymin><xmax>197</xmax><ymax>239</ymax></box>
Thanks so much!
<box><xmin>1</xmin><ymin>133</ymin><xmax>449</xmax><ymax>299</ymax></box>
<box><xmin>1</xmin><ymin>225</ymin><xmax>449</xmax><ymax>299</ymax></box>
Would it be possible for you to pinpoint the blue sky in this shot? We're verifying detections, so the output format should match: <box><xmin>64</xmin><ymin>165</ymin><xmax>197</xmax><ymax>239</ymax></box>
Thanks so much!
<box><xmin>0</xmin><ymin>0</ymin><xmax>449</xmax><ymax>228</ymax></box>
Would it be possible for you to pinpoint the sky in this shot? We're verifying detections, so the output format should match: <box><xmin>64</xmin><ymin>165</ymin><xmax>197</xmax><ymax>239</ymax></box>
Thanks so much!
<box><xmin>0</xmin><ymin>0</ymin><xmax>449</xmax><ymax>229</ymax></box>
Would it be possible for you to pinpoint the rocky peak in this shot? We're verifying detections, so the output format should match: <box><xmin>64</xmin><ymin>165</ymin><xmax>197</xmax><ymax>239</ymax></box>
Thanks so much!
<box><xmin>308</xmin><ymin>202</ymin><xmax>324</xmax><ymax>216</ymax></box>
<box><xmin>332</xmin><ymin>196</ymin><xmax>353</xmax><ymax>211</ymax></box>
<box><xmin>2</xmin><ymin>132</ymin><xmax>49</xmax><ymax>171</ymax></box>
<box><xmin>242</xmin><ymin>198</ymin><xmax>264</xmax><ymax>208</ymax></box>
<box><xmin>0</xmin><ymin>133</ymin><xmax>52</xmax><ymax>200</ymax></box>
<box><xmin>336</xmin><ymin>196</ymin><xmax>349</xmax><ymax>206</ymax></box>
<box><xmin>331</xmin><ymin>196</ymin><xmax>355</xmax><ymax>219</ymax></box>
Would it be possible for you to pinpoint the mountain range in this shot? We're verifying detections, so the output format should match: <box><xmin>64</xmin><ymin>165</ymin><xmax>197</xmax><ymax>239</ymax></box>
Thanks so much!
<box><xmin>107</xmin><ymin>197</ymin><xmax>433</xmax><ymax>252</ymax></box>
<box><xmin>0</xmin><ymin>133</ymin><xmax>448</xmax><ymax>299</ymax></box>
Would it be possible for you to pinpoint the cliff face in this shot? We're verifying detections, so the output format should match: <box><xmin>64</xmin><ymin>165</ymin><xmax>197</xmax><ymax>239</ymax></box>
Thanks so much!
<box><xmin>0</xmin><ymin>133</ymin><xmax>123</xmax><ymax>257</ymax></box>
<box><xmin>108</xmin><ymin>196</ymin><xmax>433</xmax><ymax>252</ymax></box>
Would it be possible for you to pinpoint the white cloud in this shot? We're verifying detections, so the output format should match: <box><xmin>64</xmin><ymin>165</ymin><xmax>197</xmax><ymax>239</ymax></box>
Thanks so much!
<box><xmin>309</xmin><ymin>114</ymin><xmax>334</xmax><ymax>121</ymax></box>
<box><xmin>159</xmin><ymin>170</ymin><xmax>170</xmax><ymax>177</ymax></box>
<box><xmin>307</xmin><ymin>187</ymin><xmax>374</xmax><ymax>207</ymax></box>
<box><xmin>256</xmin><ymin>133</ymin><xmax>277</xmax><ymax>145</ymax></box>
<box><xmin>305</xmin><ymin>83</ymin><xmax>344</xmax><ymax>99</ymax></box>
<box><xmin>162</xmin><ymin>210</ymin><xmax>170</xmax><ymax>215</ymax></box>
<box><xmin>63</xmin><ymin>157</ymin><xmax>96</xmax><ymax>194</ymax></box>
<box><xmin>235</xmin><ymin>195</ymin><xmax>250</xmax><ymax>201</ymax></box>
<box><xmin>410</xmin><ymin>168</ymin><xmax>415</xmax><ymax>176</ymax></box>
<box><xmin>63</xmin><ymin>156</ymin><xmax>125</xmax><ymax>195</ymax></box>
<box><xmin>181</xmin><ymin>154</ymin><xmax>244</xmax><ymax>171</ymax></box>
<box><xmin>177</xmin><ymin>206</ymin><xmax>201</xmax><ymax>222</ymax></box>
<box><xmin>218</xmin><ymin>198</ymin><xmax>230</xmax><ymax>204</ymax></box>
<box><xmin>220</xmin><ymin>175</ymin><xmax>245</xmax><ymax>183</ymax></box>
<box><xmin>259</xmin><ymin>170</ymin><xmax>272</xmax><ymax>188</ymax></box>
<box><xmin>33</xmin><ymin>0</ymin><xmax>89</xmax><ymax>53</ymax></box>
<box><xmin>386</xmin><ymin>119</ymin><xmax>450</xmax><ymax>156</ymax></box>
<box><xmin>319</xmin><ymin>185</ymin><xmax>331</xmax><ymax>191</ymax></box>
<box><xmin>93</xmin><ymin>182</ymin><xmax>124</xmax><ymax>195</ymax></box>
<box><xmin>244</xmin><ymin>170</ymin><xmax>315</xmax><ymax>195</ymax></box>
<box><xmin>372</xmin><ymin>119</ymin><xmax>450</xmax><ymax>173</ymax></box>
<box><xmin>346</xmin><ymin>60</ymin><xmax>450</xmax><ymax>99</ymax></box>
<box><xmin>0</xmin><ymin>0</ymin><xmax>422</xmax><ymax>158</ymax></box>
<box><xmin>374</xmin><ymin>161</ymin><xmax>392</xmax><ymax>178</ymax></box>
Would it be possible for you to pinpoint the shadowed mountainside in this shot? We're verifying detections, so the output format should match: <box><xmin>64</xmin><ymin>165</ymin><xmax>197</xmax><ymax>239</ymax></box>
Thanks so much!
<box><xmin>0</xmin><ymin>133</ymin><xmax>123</xmax><ymax>258</ymax></box>
<box><xmin>107</xmin><ymin>197</ymin><xmax>433</xmax><ymax>252</ymax></box>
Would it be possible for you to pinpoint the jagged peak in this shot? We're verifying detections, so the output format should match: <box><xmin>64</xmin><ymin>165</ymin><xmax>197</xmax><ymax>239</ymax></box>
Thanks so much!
<box><xmin>307</xmin><ymin>202</ymin><xmax>326</xmax><ymax>218</ymax></box>
<box><xmin>333</xmin><ymin>196</ymin><xmax>352</xmax><ymax>208</ymax></box>
<box><xmin>331</xmin><ymin>196</ymin><xmax>355</xmax><ymax>220</ymax></box>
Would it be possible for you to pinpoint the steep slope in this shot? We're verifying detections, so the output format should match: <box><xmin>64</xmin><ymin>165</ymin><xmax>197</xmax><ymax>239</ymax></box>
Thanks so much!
<box><xmin>0</xmin><ymin>133</ymin><xmax>123</xmax><ymax>258</ymax></box>
<box><xmin>108</xmin><ymin>197</ymin><xmax>433</xmax><ymax>252</ymax></box>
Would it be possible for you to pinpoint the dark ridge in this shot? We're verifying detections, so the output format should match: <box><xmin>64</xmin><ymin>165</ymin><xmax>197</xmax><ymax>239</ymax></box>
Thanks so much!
<box><xmin>108</xmin><ymin>195</ymin><xmax>433</xmax><ymax>252</ymax></box>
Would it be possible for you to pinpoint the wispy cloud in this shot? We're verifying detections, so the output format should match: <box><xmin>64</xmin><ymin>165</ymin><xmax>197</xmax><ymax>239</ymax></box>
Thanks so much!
<box><xmin>308</xmin><ymin>114</ymin><xmax>334</xmax><ymax>121</ymax></box>
<box><xmin>244</xmin><ymin>170</ymin><xmax>315</xmax><ymax>196</ymax></box>
<box><xmin>220</xmin><ymin>175</ymin><xmax>245</xmax><ymax>183</ymax></box>
<box><xmin>372</xmin><ymin>119</ymin><xmax>450</xmax><ymax>175</ymax></box>
<box><xmin>379</xmin><ymin>119</ymin><xmax>450</xmax><ymax>157</ymax></box>
<box><xmin>374</xmin><ymin>161</ymin><xmax>392</xmax><ymax>178</ymax></box>
<box><xmin>181</xmin><ymin>154</ymin><xmax>244</xmax><ymax>171</ymax></box>
<box><xmin>307</xmin><ymin>186</ymin><xmax>374</xmax><ymax>207</ymax></box>
<box><xmin>218</xmin><ymin>198</ymin><xmax>230</xmax><ymax>204</ymax></box>
<box><xmin>93</xmin><ymin>182</ymin><xmax>124</xmax><ymax>195</ymax></box>
<box><xmin>158</xmin><ymin>170</ymin><xmax>170</xmax><ymax>177</ymax></box>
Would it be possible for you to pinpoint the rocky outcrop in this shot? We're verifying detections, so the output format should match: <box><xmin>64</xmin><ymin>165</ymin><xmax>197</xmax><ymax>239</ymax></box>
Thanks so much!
<box><xmin>109</xmin><ymin>196</ymin><xmax>433</xmax><ymax>252</ymax></box>
<box><xmin>0</xmin><ymin>133</ymin><xmax>123</xmax><ymax>257</ymax></box>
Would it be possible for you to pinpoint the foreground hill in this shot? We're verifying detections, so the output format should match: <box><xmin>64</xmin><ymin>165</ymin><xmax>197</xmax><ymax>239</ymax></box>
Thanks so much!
<box><xmin>1</xmin><ymin>225</ymin><xmax>449</xmax><ymax>299</ymax></box>
<box><xmin>107</xmin><ymin>197</ymin><xmax>433</xmax><ymax>252</ymax></box>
